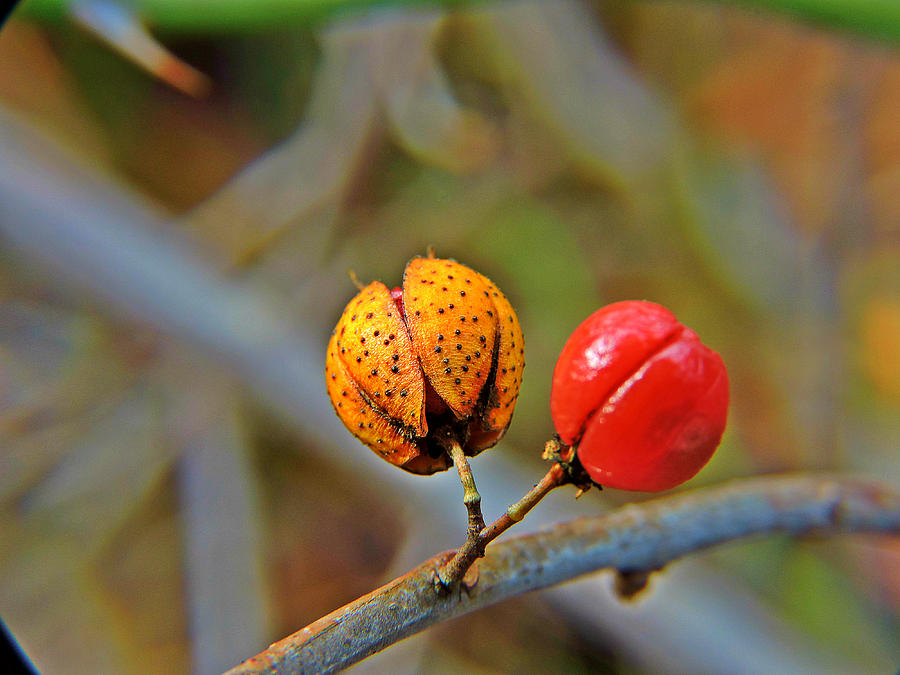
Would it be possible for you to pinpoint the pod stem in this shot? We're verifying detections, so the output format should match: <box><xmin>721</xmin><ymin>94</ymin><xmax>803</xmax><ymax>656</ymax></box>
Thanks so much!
<box><xmin>447</xmin><ymin>440</ymin><xmax>485</xmax><ymax>540</ymax></box>
<box><xmin>437</xmin><ymin>445</ymin><xmax>573</xmax><ymax>589</ymax></box>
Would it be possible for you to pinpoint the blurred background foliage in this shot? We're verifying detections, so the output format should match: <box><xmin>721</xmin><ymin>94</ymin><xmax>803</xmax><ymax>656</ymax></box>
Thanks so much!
<box><xmin>0</xmin><ymin>0</ymin><xmax>898</xmax><ymax>673</ymax></box>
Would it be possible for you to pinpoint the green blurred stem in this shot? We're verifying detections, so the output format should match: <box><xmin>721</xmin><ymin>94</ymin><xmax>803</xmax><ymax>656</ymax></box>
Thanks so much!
<box><xmin>713</xmin><ymin>0</ymin><xmax>900</xmax><ymax>44</ymax></box>
<box><xmin>16</xmin><ymin>0</ymin><xmax>470</xmax><ymax>32</ymax></box>
<box><xmin>15</xmin><ymin>0</ymin><xmax>900</xmax><ymax>43</ymax></box>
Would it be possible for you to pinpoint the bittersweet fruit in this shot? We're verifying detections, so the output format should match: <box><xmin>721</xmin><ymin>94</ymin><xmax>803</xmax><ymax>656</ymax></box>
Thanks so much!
<box><xmin>325</xmin><ymin>256</ymin><xmax>524</xmax><ymax>475</ymax></box>
<box><xmin>550</xmin><ymin>300</ymin><xmax>728</xmax><ymax>492</ymax></box>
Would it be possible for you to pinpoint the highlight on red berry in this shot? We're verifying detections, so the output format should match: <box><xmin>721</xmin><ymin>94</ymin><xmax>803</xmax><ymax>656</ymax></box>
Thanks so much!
<box><xmin>550</xmin><ymin>301</ymin><xmax>729</xmax><ymax>492</ymax></box>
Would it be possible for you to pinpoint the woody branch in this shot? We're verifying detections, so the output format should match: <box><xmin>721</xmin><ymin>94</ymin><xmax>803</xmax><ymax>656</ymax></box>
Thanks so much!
<box><xmin>225</xmin><ymin>473</ymin><xmax>900</xmax><ymax>675</ymax></box>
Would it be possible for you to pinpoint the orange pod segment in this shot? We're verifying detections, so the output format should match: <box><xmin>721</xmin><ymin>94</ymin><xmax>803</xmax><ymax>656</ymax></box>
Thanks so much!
<box><xmin>325</xmin><ymin>331</ymin><xmax>421</xmax><ymax>466</ymax></box>
<box><xmin>334</xmin><ymin>281</ymin><xmax>427</xmax><ymax>436</ymax></box>
<box><xmin>402</xmin><ymin>257</ymin><xmax>497</xmax><ymax>420</ymax></box>
<box><xmin>477</xmin><ymin>272</ymin><xmax>524</xmax><ymax>432</ymax></box>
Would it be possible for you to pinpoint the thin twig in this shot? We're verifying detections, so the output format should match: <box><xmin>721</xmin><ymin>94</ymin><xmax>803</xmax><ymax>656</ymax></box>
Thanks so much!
<box><xmin>448</xmin><ymin>440</ymin><xmax>485</xmax><ymax>539</ymax></box>
<box><xmin>435</xmin><ymin>437</ymin><xmax>488</xmax><ymax>589</ymax></box>
<box><xmin>224</xmin><ymin>473</ymin><xmax>900</xmax><ymax>675</ymax></box>
<box><xmin>438</xmin><ymin>462</ymin><xmax>568</xmax><ymax>587</ymax></box>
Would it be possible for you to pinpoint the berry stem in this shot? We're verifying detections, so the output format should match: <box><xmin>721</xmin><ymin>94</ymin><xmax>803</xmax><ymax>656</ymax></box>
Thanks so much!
<box><xmin>437</xmin><ymin>460</ymin><xmax>570</xmax><ymax>588</ymax></box>
<box><xmin>484</xmin><ymin>462</ymin><xmax>568</xmax><ymax>537</ymax></box>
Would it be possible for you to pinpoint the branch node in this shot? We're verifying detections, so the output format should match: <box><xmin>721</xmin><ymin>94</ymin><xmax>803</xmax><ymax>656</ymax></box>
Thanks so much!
<box><xmin>543</xmin><ymin>437</ymin><xmax>596</xmax><ymax>493</ymax></box>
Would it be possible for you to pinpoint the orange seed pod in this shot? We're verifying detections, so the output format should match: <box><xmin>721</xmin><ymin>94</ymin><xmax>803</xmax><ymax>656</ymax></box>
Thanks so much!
<box><xmin>325</xmin><ymin>256</ymin><xmax>524</xmax><ymax>475</ymax></box>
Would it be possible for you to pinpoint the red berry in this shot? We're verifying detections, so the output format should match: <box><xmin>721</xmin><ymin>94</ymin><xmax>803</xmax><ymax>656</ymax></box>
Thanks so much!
<box><xmin>550</xmin><ymin>301</ymin><xmax>729</xmax><ymax>491</ymax></box>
